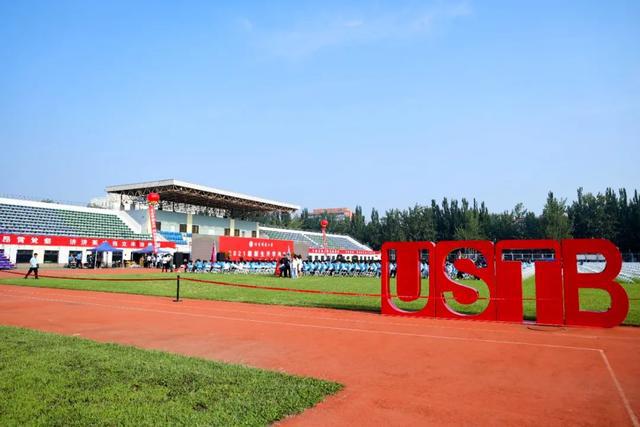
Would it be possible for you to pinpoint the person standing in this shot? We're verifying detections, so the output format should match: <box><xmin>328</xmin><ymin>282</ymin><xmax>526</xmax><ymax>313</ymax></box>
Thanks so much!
<box><xmin>284</xmin><ymin>256</ymin><xmax>291</xmax><ymax>278</ymax></box>
<box><xmin>162</xmin><ymin>253</ymin><xmax>172</xmax><ymax>272</ymax></box>
<box><xmin>76</xmin><ymin>252</ymin><xmax>83</xmax><ymax>269</ymax></box>
<box><xmin>24</xmin><ymin>253</ymin><xmax>39</xmax><ymax>279</ymax></box>
<box><xmin>291</xmin><ymin>255</ymin><xmax>298</xmax><ymax>279</ymax></box>
<box><xmin>297</xmin><ymin>256</ymin><xmax>303</xmax><ymax>277</ymax></box>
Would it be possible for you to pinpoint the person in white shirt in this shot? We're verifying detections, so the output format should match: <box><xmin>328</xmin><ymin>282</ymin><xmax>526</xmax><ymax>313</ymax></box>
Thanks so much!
<box><xmin>291</xmin><ymin>256</ymin><xmax>300</xmax><ymax>279</ymax></box>
<box><xmin>24</xmin><ymin>253</ymin><xmax>39</xmax><ymax>279</ymax></box>
<box><xmin>162</xmin><ymin>253</ymin><xmax>173</xmax><ymax>272</ymax></box>
<box><xmin>297</xmin><ymin>256</ymin><xmax>303</xmax><ymax>277</ymax></box>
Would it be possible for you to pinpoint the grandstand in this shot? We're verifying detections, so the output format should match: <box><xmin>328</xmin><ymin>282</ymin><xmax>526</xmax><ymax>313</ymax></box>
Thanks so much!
<box><xmin>158</xmin><ymin>231</ymin><xmax>190</xmax><ymax>246</ymax></box>
<box><xmin>0</xmin><ymin>197</ymin><xmax>161</xmax><ymax>266</ymax></box>
<box><xmin>0</xmin><ymin>198</ymin><xmax>150</xmax><ymax>240</ymax></box>
<box><xmin>0</xmin><ymin>250</ymin><xmax>13</xmax><ymax>270</ymax></box>
<box><xmin>260</xmin><ymin>227</ymin><xmax>371</xmax><ymax>251</ymax></box>
<box><xmin>105</xmin><ymin>179</ymin><xmax>300</xmax><ymax>215</ymax></box>
<box><xmin>259</xmin><ymin>227</ymin><xmax>378</xmax><ymax>260</ymax></box>
<box><xmin>0</xmin><ymin>179</ymin><xmax>378</xmax><ymax>265</ymax></box>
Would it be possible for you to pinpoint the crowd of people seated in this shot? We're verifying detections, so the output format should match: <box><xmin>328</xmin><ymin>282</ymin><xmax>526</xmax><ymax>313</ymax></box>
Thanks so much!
<box><xmin>176</xmin><ymin>258</ymin><xmax>385</xmax><ymax>277</ymax></box>
<box><xmin>301</xmin><ymin>260</ymin><xmax>382</xmax><ymax>276</ymax></box>
<box><xmin>176</xmin><ymin>259</ymin><xmax>471</xmax><ymax>279</ymax></box>
<box><xmin>149</xmin><ymin>254</ymin><xmax>515</xmax><ymax>280</ymax></box>
<box><xmin>183</xmin><ymin>259</ymin><xmax>277</xmax><ymax>274</ymax></box>
<box><xmin>166</xmin><ymin>259</ymin><xmax>475</xmax><ymax>279</ymax></box>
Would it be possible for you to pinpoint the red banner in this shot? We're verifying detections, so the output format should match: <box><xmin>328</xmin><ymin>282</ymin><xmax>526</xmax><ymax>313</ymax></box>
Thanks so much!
<box><xmin>0</xmin><ymin>233</ymin><xmax>175</xmax><ymax>249</ymax></box>
<box><xmin>148</xmin><ymin>204</ymin><xmax>158</xmax><ymax>254</ymax></box>
<box><xmin>218</xmin><ymin>236</ymin><xmax>294</xmax><ymax>261</ymax></box>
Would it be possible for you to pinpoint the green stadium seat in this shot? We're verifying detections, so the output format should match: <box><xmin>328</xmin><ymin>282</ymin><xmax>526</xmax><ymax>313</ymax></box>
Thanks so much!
<box><xmin>0</xmin><ymin>202</ymin><xmax>151</xmax><ymax>241</ymax></box>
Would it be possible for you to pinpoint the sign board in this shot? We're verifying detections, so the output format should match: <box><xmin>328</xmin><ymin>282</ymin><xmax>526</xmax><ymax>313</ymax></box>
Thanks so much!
<box><xmin>218</xmin><ymin>236</ymin><xmax>294</xmax><ymax>261</ymax></box>
<box><xmin>382</xmin><ymin>239</ymin><xmax>628</xmax><ymax>328</ymax></box>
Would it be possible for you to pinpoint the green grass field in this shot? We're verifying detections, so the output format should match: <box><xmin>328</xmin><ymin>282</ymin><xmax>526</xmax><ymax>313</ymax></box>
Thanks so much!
<box><xmin>0</xmin><ymin>325</ymin><xmax>341</xmax><ymax>426</ymax></box>
<box><xmin>1</xmin><ymin>271</ymin><xmax>638</xmax><ymax>325</ymax></box>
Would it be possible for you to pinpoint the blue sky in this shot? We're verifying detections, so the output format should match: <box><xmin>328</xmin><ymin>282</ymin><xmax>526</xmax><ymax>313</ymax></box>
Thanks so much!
<box><xmin>1</xmin><ymin>1</ymin><xmax>638</xmax><ymax>215</ymax></box>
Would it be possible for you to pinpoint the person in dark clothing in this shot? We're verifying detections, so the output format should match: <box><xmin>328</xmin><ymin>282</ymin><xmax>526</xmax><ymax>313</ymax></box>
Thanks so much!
<box><xmin>276</xmin><ymin>259</ymin><xmax>282</xmax><ymax>277</ymax></box>
<box><xmin>279</xmin><ymin>256</ymin><xmax>291</xmax><ymax>278</ymax></box>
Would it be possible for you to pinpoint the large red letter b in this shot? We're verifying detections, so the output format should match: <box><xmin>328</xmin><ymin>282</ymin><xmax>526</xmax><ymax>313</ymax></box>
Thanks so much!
<box><xmin>562</xmin><ymin>239</ymin><xmax>628</xmax><ymax>328</ymax></box>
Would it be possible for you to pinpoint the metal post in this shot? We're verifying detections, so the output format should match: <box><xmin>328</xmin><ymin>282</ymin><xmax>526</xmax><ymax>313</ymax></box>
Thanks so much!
<box><xmin>173</xmin><ymin>275</ymin><xmax>181</xmax><ymax>302</ymax></box>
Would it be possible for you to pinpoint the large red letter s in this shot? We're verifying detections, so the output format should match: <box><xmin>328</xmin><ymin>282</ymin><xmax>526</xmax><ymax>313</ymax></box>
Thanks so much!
<box><xmin>562</xmin><ymin>239</ymin><xmax>628</xmax><ymax>328</ymax></box>
<box><xmin>434</xmin><ymin>240</ymin><xmax>496</xmax><ymax>320</ymax></box>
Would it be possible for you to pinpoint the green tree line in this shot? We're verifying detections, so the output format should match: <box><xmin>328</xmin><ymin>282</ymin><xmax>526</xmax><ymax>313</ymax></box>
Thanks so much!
<box><xmin>254</xmin><ymin>188</ymin><xmax>640</xmax><ymax>252</ymax></box>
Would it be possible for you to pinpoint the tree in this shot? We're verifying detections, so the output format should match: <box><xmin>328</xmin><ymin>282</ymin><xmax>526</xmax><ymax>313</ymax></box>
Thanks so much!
<box><xmin>630</xmin><ymin>191</ymin><xmax>640</xmax><ymax>252</ymax></box>
<box><xmin>512</xmin><ymin>203</ymin><xmax>528</xmax><ymax>239</ymax></box>
<box><xmin>454</xmin><ymin>211</ymin><xmax>484</xmax><ymax>240</ymax></box>
<box><xmin>366</xmin><ymin>208</ymin><xmax>382</xmax><ymax>250</ymax></box>
<box><xmin>541</xmin><ymin>192</ymin><xmax>572</xmax><ymax>240</ymax></box>
<box><xmin>257</xmin><ymin>186</ymin><xmax>639</xmax><ymax>252</ymax></box>
<box><xmin>349</xmin><ymin>206</ymin><xmax>367</xmax><ymax>242</ymax></box>
<box><xmin>602</xmin><ymin>187</ymin><xmax>620</xmax><ymax>242</ymax></box>
<box><xmin>568</xmin><ymin>187</ymin><xmax>589</xmax><ymax>238</ymax></box>
<box><xmin>399</xmin><ymin>205</ymin><xmax>436</xmax><ymax>242</ymax></box>
<box><xmin>381</xmin><ymin>209</ymin><xmax>405</xmax><ymax>242</ymax></box>
<box><xmin>522</xmin><ymin>211</ymin><xmax>542</xmax><ymax>239</ymax></box>
<box><xmin>485</xmin><ymin>211</ymin><xmax>516</xmax><ymax>241</ymax></box>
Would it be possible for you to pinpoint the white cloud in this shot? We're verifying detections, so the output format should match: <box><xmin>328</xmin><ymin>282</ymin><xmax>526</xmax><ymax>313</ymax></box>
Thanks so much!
<box><xmin>343</xmin><ymin>19</ymin><xmax>364</xmax><ymax>28</ymax></box>
<box><xmin>448</xmin><ymin>2</ymin><xmax>473</xmax><ymax>17</ymax></box>
<box><xmin>237</xmin><ymin>17</ymin><xmax>253</xmax><ymax>32</ymax></box>
<box><xmin>248</xmin><ymin>2</ymin><xmax>473</xmax><ymax>59</ymax></box>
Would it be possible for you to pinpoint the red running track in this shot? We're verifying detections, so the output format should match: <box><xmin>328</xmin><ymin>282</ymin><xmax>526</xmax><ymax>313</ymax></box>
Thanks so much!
<box><xmin>0</xmin><ymin>283</ymin><xmax>639</xmax><ymax>426</ymax></box>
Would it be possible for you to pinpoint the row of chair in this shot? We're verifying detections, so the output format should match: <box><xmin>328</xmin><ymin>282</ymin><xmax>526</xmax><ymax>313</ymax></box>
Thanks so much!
<box><xmin>261</xmin><ymin>229</ymin><xmax>366</xmax><ymax>251</ymax></box>
<box><xmin>0</xmin><ymin>202</ymin><xmax>148</xmax><ymax>240</ymax></box>
<box><xmin>578</xmin><ymin>262</ymin><xmax>640</xmax><ymax>282</ymax></box>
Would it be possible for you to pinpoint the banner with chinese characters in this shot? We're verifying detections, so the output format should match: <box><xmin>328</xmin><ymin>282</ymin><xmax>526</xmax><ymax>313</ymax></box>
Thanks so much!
<box><xmin>308</xmin><ymin>248</ymin><xmax>380</xmax><ymax>256</ymax></box>
<box><xmin>148</xmin><ymin>204</ymin><xmax>158</xmax><ymax>254</ymax></box>
<box><xmin>0</xmin><ymin>234</ymin><xmax>176</xmax><ymax>249</ymax></box>
<box><xmin>218</xmin><ymin>236</ymin><xmax>294</xmax><ymax>261</ymax></box>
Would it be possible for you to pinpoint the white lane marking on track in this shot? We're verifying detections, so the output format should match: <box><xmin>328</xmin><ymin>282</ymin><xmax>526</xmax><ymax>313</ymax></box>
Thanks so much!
<box><xmin>0</xmin><ymin>291</ymin><xmax>603</xmax><ymax>352</ymax></box>
<box><xmin>3</xmin><ymin>285</ymin><xmax>640</xmax><ymax>344</ymax></box>
<box><xmin>2</xmin><ymin>285</ymin><xmax>629</xmax><ymax>342</ymax></box>
<box><xmin>599</xmin><ymin>350</ymin><xmax>639</xmax><ymax>427</ymax></box>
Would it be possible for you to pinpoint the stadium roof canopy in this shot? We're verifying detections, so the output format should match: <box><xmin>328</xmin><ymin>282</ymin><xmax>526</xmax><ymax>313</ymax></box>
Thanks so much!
<box><xmin>106</xmin><ymin>179</ymin><xmax>299</xmax><ymax>214</ymax></box>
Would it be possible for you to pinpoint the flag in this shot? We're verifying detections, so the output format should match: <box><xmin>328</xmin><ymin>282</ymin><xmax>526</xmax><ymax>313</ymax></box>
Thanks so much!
<box><xmin>210</xmin><ymin>242</ymin><xmax>217</xmax><ymax>262</ymax></box>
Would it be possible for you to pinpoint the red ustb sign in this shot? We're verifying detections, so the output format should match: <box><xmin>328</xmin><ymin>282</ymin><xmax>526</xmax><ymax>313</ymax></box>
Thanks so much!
<box><xmin>381</xmin><ymin>239</ymin><xmax>629</xmax><ymax>328</ymax></box>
